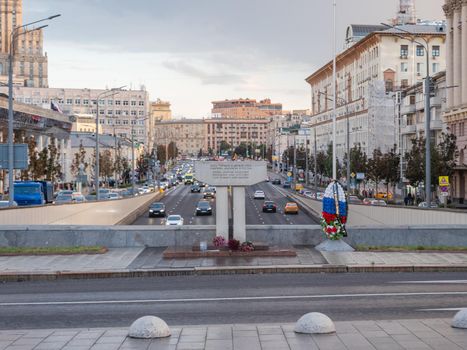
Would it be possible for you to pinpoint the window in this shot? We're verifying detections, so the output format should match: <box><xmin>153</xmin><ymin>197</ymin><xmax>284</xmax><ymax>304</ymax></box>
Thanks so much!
<box><xmin>99</xmin><ymin>109</ymin><xmax>105</xmax><ymax>115</ymax></box>
<box><xmin>416</xmin><ymin>45</ymin><xmax>424</xmax><ymax>56</ymax></box>
<box><xmin>139</xmin><ymin>101</ymin><xmax>145</xmax><ymax>106</ymax></box>
<box><xmin>107</xmin><ymin>119</ymin><xmax>113</xmax><ymax>125</ymax></box>
<box><xmin>138</xmin><ymin>110</ymin><xmax>144</xmax><ymax>116</ymax></box>
<box><xmin>41</xmin><ymin>98</ymin><xmax>49</xmax><ymax>104</ymax></box>
<box><xmin>123</xmin><ymin>120</ymin><xmax>129</xmax><ymax>125</ymax></box>
<box><xmin>401</xmin><ymin>63</ymin><xmax>408</xmax><ymax>72</ymax></box>
<box><xmin>401</xmin><ymin>79</ymin><xmax>409</xmax><ymax>88</ymax></box>
<box><xmin>115</xmin><ymin>100</ymin><xmax>121</xmax><ymax>105</ymax></box>
<box><xmin>131</xmin><ymin>101</ymin><xmax>136</xmax><ymax>106</ymax></box>
<box><xmin>99</xmin><ymin>119</ymin><xmax>105</xmax><ymax>124</ymax></box>
<box><xmin>131</xmin><ymin>110</ymin><xmax>137</xmax><ymax>116</ymax></box>
<box><xmin>385</xmin><ymin>80</ymin><xmax>394</xmax><ymax>93</ymax></box>
<box><xmin>92</xmin><ymin>100</ymin><xmax>97</xmax><ymax>105</ymax></box>
<box><xmin>66</xmin><ymin>99</ymin><xmax>73</xmax><ymax>105</ymax></box>
<box><xmin>115</xmin><ymin>119</ymin><xmax>121</xmax><ymax>125</ymax></box>
<box><xmin>123</xmin><ymin>100</ymin><xmax>129</xmax><ymax>106</ymax></box>
<box><xmin>107</xmin><ymin>100</ymin><xmax>113</xmax><ymax>106</ymax></box>
<box><xmin>131</xmin><ymin>120</ymin><xmax>136</xmax><ymax>125</ymax></box>
<box><xmin>432</xmin><ymin>45</ymin><xmax>440</xmax><ymax>57</ymax></box>
<box><xmin>83</xmin><ymin>99</ymin><xmax>89</xmax><ymax>105</ymax></box>
<box><xmin>400</xmin><ymin>45</ymin><xmax>409</xmax><ymax>57</ymax></box>
<box><xmin>417</xmin><ymin>63</ymin><xmax>424</xmax><ymax>75</ymax></box>
<box><xmin>108</xmin><ymin>110</ymin><xmax>113</xmax><ymax>115</ymax></box>
<box><xmin>138</xmin><ymin>129</ymin><xmax>145</xmax><ymax>135</ymax></box>
<box><xmin>75</xmin><ymin>99</ymin><xmax>81</xmax><ymax>105</ymax></box>
<box><xmin>432</xmin><ymin>63</ymin><xmax>440</xmax><ymax>73</ymax></box>
<box><xmin>116</xmin><ymin>110</ymin><xmax>121</xmax><ymax>115</ymax></box>
<box><xmin>99</xmin><ymin>99</ymin><xmax>105</xmax><ymax>106</ymax></box>
<box><xmin>138</xmin><ymin>120</ymin><xmax>145</xmax><ymax>125</ymax></box>
<box><xmin>123</xmin><ymin>110</ymin><xmax>129</xmax><ymax>116</ymax></box>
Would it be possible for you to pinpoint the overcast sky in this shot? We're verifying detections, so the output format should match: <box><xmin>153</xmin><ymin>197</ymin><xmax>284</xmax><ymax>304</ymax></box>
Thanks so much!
<box><xmin>24</xmin><ymin>0</ymin><xmax>444</xmax><ymax>118</ymax></box>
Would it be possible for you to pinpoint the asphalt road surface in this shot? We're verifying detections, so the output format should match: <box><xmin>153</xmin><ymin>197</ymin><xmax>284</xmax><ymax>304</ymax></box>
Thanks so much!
<box><xmin>132</xmin><ymin>181</ymin><xmax>319</xmax><ymax>225</ymax></box>
<box><xmin>1</xmin><ymin>272</ymin><xmax>466</xmax><ymax>329</ymax></box>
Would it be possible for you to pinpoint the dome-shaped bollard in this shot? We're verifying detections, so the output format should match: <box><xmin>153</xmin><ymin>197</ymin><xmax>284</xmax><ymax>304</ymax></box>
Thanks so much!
<box><xmin>294</xmin><ymin>312</ymin><xmax>336</xmax><ymax>334</ymax></box>
<box><xmin>128</xmin><ymin>316</ymin><xmax>171</xmax><ymax>339</ymax></box>
<box><xmin>452</xmin><ymin>309</ymin><xmax>467</xmax><ymax>329</ymax></box>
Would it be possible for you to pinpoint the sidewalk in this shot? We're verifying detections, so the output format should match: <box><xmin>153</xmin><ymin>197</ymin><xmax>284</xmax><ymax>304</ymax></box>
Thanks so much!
<box><xmin>0</xmin><ymin>318</ymin><xmax>465</xmax><ymax>349</ymax></box>
<box><xmin>1</xmin><ymin>247</ymin><xmax>467</xmax><ymax>281</ymax></box>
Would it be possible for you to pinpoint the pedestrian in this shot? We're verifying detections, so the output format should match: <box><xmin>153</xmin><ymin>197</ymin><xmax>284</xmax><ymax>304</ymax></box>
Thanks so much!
<box><xmin>404</xmin><ymin>195</ymin><xmax>408</xmax><ymax>206</ymax></box>
<box><xmin>407</xmin><ymin>192</ymin><xmax>413</xmax><ymax>206</ymax></box>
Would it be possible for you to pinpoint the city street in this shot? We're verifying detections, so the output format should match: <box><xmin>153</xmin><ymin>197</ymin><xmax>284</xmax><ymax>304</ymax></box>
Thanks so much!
<box><xmin>132</xmin><ymin>181</ymin><xmax>319</xmax><ymax>225</ymax></box>
<box><xmin>0</xmin><ymin>272</ymin><xmax>466</xmax><ymax>330</ymax></box>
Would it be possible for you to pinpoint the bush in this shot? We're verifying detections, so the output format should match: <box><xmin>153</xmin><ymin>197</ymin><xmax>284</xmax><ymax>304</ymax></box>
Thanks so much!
<box><xmin>228</xmin><ymin>239</ymin><xmax>240</xmax><ymax>251</ymax></box>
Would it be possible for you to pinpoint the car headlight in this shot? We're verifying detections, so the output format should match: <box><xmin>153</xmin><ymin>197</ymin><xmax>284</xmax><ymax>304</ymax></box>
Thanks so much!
<box><xmin>160</xmin><ymin>209</ymin><xmax>165</xmax><ymax>212</ymax></box>
<box><xmin>149</xmin><ymin>210</ymin><xmax>153</xmax><ymax>212</ymax></box>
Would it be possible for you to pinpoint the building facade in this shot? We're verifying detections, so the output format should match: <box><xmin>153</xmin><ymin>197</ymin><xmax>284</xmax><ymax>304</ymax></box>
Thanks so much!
<box><xmin>306</xmin><ymin>22</ymin><xmax>446</xmax><ymax>161</ymax></box>
<box><xmin>154</xmin><ymin>119</ymin><xmax>205</xmax><ymax>157</ymax></box>
<box><xmin>1</xmin><ymin>86</ymin><xmax>151</xmax><ymax>147</ymax></box>
<box><xmin>211</xmin><ymin>98</ymin><xmax>282</xmax><ymax>119</ymax></box>
<box><xmin>399</xmin><ymin>71</ymin><xmax>447</xmax><ymax>181</ymax></box>
<box><xmin>0</xmin><ymin>0</ymin><xmax>48</xmax><ymax>87</ymax></box>
<box><xmin>443</xmin><ymin>0</ymin><xmax>467</xmax><ymax>203</ymax></box>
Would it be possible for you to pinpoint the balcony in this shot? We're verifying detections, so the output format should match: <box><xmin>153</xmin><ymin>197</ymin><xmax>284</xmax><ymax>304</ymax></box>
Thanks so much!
<box><xmin>431</xmin><ymin>119</ymin><xmax>443</xmax><ymax>130</ymax></box>
<box><xmin>401</xmin><ymin>124</ymin><xmax>416</xmax><ymax>135</ymax></box>
<box><xmin>401</xmin><ymin>104</ymin><xmax>416</xmax><ymax>115</ymax></box>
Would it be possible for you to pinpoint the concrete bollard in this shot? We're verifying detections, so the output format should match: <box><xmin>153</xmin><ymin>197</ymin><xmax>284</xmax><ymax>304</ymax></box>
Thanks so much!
<box><xmin>294</xmin><ymin>312</ymin><xmax>336</xmax><ymax>334</ymax></box>
<box><xmin>128</xmin><ymin>316</ymin><xmax>171</xmax><ymax>339</ymax></box>
<box><xmin>452</xmin><ymin>309</ymin><xmax>467</xmax><ymax>329</ymax></box>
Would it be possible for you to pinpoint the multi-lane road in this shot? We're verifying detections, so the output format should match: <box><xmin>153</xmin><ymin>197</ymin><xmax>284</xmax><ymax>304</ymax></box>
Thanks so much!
<box><xmin>132</xmin><ymin>179</ymin><xmax>319</xmax><ymax>225</ymax></box>
<box><xmin>1</xmin><ymin>272</ymin><xmax>466</xmax><ymax>329</ymax></box>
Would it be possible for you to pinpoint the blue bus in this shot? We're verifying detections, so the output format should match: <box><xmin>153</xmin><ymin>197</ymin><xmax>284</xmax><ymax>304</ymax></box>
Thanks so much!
<box><xmin>14</xmin><ymin>181</ymin><xmax>54</xmax><ymax>206</ymax></box>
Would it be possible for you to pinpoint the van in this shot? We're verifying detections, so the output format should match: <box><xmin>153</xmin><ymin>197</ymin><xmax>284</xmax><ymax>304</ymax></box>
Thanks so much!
<box><xmin>295</xmin><ymin>183</ymin><xmax>304</xmax><ymax>192</ymax></box>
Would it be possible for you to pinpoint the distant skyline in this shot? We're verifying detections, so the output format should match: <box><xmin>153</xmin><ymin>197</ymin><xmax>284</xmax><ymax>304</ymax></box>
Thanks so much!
<box><xmin>25</xmin><ymin>0</ymin><xmax>444</xmax><ymax>118</ymax></box>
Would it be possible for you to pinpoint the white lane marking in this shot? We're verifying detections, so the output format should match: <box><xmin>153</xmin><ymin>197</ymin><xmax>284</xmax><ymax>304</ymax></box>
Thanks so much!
<box><xmin>418</xmin><ymin>308</ymin><xmax>466</xmax><ymax>312</ymax></box>
<box><xmin>389</xmin><ymin>280</ymin><xmax>467</xmax><ymax>284</ymax></box>
<box><xmin>2</xmin><ymin>292</ymin><xmax>467</xmax><ymax>307</ymax></box>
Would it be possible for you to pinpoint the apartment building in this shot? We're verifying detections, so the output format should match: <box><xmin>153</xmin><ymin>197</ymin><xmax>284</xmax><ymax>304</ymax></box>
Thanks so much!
<box><xmin>2</xmin><ymin>86</ymin><xmax>151</xmax><ymax>147</ymax></box>
<box><xmin>211</xmin><ymin>98</ymin><xmax>282</xmax><ymax>119</ymax></box>
<box><xmin>154</xmin><ymin>119</ymin><xmax>205</xmax><ymax>157</ymax></box>
<box><xmin>443</xmin><ymin>0</ymin><xmax>467</xmax><ymax>202</ymax></box>
<box><xmin>306</xmin><ymin>21</ymin><xmax>446</xmax><ymax>161</ymax></box>
<box><xmin>0</xmin><ymin>0</ymin><xmax>48</xmax><ymax>87</ymax></box>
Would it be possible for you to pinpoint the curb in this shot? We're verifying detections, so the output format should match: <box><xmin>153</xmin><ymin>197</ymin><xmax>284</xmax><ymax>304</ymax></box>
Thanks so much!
<box><xmin>2</xmin><ymin>264</ymin><xmax>467</xmax><ymax>282</ymax></box>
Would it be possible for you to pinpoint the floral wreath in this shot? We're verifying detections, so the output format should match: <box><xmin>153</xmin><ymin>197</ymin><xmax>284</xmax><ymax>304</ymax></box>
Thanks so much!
<box><xmin>320</xmin><ymin>181</ymin><xmax>348</xmax><ymax>240</ymax></box>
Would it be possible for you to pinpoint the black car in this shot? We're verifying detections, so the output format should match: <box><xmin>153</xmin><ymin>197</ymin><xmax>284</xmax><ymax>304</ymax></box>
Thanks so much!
<box><xmin>191</xmin><ymin>184</ymin><xmax>201</xmax><ymax>193</ymax></box>
<box><xmin>196</xmin><ymin>201</ymin><xmax>212</xmax><ymax>216</ymax></box>
<box><xmin>148</xmin><ymin>202</ymin><xmax>166</xmax><ymax>217</ymax></box>
<box><xmin>272</xmin><ymin>179</ymin><xmax>281</xmax><ymax>185</ymax></box>
<box><xmin>262</xmin><ymin>201</ymin><xmax>277</xmax><ymax>213</ymax></box>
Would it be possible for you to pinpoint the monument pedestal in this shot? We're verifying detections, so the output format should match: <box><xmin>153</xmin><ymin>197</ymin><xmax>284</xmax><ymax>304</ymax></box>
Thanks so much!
<box><xmin>216</xmin><ymin>186</ymin><xmax>229</xmax><ymax>240</ymax></box>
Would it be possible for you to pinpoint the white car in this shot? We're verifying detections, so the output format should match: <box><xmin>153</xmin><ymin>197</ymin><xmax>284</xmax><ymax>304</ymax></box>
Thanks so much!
<box><xmin>165</xmin><ymin>215</ymin><xmax>184</xmax><ymax>226</ymax></box>
<box><xmin>371</xmin><ymin>199</ymin><xmax>387</xmax><ymax>206</ymax></box>
<box><xmin>107</xmin><ymin>193</ymin><xmax>120</xmax><ymax>200</ymax></box>
<box><xmin>316</xmin><ymin>192</ymin><xmax>325</xmax><ymax>201</ymax></box>
<box><xmin>303</xmin><ymin>190</ymin><xmax>314</xmax><ymax>198</ymax></box>
<box><xmin>254</xmin><ymin>190</ymin><xmax>265</xmax><ymax>200</ymax></box>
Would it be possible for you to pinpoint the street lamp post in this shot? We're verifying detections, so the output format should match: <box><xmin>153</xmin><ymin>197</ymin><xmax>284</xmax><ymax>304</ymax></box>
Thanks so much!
<box><xmin>7</xmin><ymin>14</ymin><xmax>60</xmax><ymax>207</ymax></box>
<box><xmin>332</xmin><ymin>0</ymin><xmax>337</xmax><ymax>180</ymax></box>
<box><xmin>381</xmin><ymin>23</ymin><xmax>432</xmax><ymax>203</ymax></box>
<box><xmin>94</xmin><ymin>86</ymin><xmax>125</xmax><ymax>200</ymax></box>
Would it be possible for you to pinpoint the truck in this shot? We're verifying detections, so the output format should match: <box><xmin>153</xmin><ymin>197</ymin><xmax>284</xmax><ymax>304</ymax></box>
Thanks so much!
<box><xmin>13</xmin><ymin>181</ymin><xmax>54</xmax><ymax>206</ymax></box>
<box><xmin>184</xmin><ymin>173</ymin><xmax>194</xmax><ymax>185</ymax></box>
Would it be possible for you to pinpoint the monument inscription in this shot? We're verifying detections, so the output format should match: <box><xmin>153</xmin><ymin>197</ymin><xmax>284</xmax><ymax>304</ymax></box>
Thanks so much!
<box><xmin>194</xmin><ymin>161</ymin><xmax>267</xmax><ymax>186</ymax></box>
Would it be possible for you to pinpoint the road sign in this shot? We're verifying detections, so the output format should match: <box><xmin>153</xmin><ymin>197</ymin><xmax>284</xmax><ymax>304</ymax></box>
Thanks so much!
<box><xmin>0</xmin><ymin>144</ymin><xmax>28</xmax><ymax>170</ymax></box>
<box><xmin>440</xmin><ymin>186</ymin><xmax>449</xmax><ymax>193</ymax></box>
<box><xmin>356</xmin><ymin>172</ymin><xmax>365</xmax><ymax>180</ymax></box>
<box><xmin>440</xmin><ymin>192</ymin><xmax>449</xmax><ymax>197</ymax></box>
<box><xmin>439</xmin><ymin>176</ymin><xmax>449</xmax><ymax>186</ymax></box>
<box><xmin>351</xmin><ymin>172</ymin><xmax>356</xmax><ymax>178</ymax></box>
<box><xmin>287</xmin><ymin>172</ymin><xmax>292</xmax><ymax>177</ymax></box>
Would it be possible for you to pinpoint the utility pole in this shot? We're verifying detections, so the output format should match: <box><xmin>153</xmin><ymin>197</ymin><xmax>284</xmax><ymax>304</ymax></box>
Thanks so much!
<box><xmin>314</xmin><ymin>127</ymin><xmax>318</xmax><ymax>193</ymax></box>
<box><xmin>293</xmin><ymin>135</ymin><xmax>297</xmax><ymax>183</ymax></box>
<box><xmin>305</xmin><ymin>129</ymin><xmax>309</xmax><ymax>186</ymax></box>
<box><xmin>346</xmin><ymin>103</ymin><xmax>350</xmax><ymax>193</ymax></box>
<box><xmin>331</xmin><ymin>0</ymin><xmax>337</xmax><ymax>180</ymax></box>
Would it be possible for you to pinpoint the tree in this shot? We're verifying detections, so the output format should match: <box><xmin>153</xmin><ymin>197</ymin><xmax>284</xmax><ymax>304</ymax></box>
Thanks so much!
<box><xmin>405</xmin><ymin>138</ymin><xmax>425</xmax><ymax>187</ymax></box>
<box><xmin>324</xmin><ymin>143</ymin><xmax>340</xmax><ymax>179</ymax></box>
<box><xmin>381</xmin><ymin>146</ymin><xmax>400</xmax><ymax>196</ymax></box>
<box><xmin>167</xmin><ymin>142</ymin><xmax>178</xmax><ymax>160</ymax></box>
<box><xmin>436</xmin><ymin>132</ymin><xmax>458</xmax><ymax>178</ymax></box>
<box><xmin>100</xmin><ymin>150</ymin><xmax>114</xmax><ymax>184</ymax></box>
<box><xmin>234</xmin><ymin>143</ymin><xmax>247</xmax><ymax>158</ymax></box>
<box><xmin>70</xmin><ymin>141</ymin><xmax>88</xmax><ymax>179</ymax></box>
<box><xmin>367</xmin><ymin>148</ymin><xmax>384</xmax><ymax>193</ymax></box>
<box><xmin>44</xmin><ymin>138</ymin><xmax>62</xmax><ymax>181</ymax></box>
<box><xmin>219</xmin><ymin>140</ymin><xmax>231</xmax><ymax>154</ymax></box>
<box><xmin>156</xmin><ymin>145</ymin><xmax>166</xmax><ymax>165</ymax></box>
<box><xmin>21</xmin><ymin>137</ymin><xmax>39</xmax><ymax>180</ymax></box>
<box><xmin>137</xmin><ymin>153</ymin><xmax>150</xmax><ymax>181</ymax></box>
<box><xmin>343</xmin><ymin>144</ymin><xmax>368</xmax><ymax>175</ymax></box>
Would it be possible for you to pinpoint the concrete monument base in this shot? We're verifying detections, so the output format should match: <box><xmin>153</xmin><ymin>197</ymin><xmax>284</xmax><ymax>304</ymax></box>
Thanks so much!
<box><xmin>315</xmin><ymin>239</ymin><xmax>355</xmax><ymax>252</ymax></box>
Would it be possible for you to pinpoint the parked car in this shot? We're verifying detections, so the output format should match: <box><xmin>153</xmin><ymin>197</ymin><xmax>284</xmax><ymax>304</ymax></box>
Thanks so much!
<box><xmin>265</xmin><ymin>177</ymin><xmax>270</xmax><ymax>182</ymax></box>
<box><xmin>191</xmin><ymin>184</ymin><xmax>201</xmax><ymax>193</ymax></box>
<box><xmin>165</xmin><ymin>215</ymin><xmax>184</xmax><ymax>226</ymax></box>
<box><xmin>283</xmin><ymin>181</ymin><xmax>291</xmax><ymax>189</ymax></box>
<box><xmin>316</xmin><ymin>192</ymin><xmax>325</xmax><ymax>201</ymax></box>
<box><xmin>149</xmin><ymin>202</ymin><xmax>166</xmax><ymax>217</ymax></box>
<box><xmin>362</xmin><ymin>198</ymin><xmax>372</xmax><ymax>205</ymax></box>
<box><xmin>72</xmin><ymin>192</ymin><xmax>86</xmax><ymax>203</ymax></box>
<box><xmin>348</xmin><ymin>195</ymin><xmax>362</xmax><ymax>204</ymax></box>
<box><xmin>55</xmin><ymin>194</ymin><xmax>74</xmax><ymax>204</ymax></box>
<box><xmin>375</xmin><ymin>192</ymin><xmax>393</xmax><ymax>200</ymax></box>
<box><xmin>262</xmin><ymin>201</ymin><xmax>277</xmax><ymax>213</ymax></box>
<box><xmin>107</xmin><ymin>193</ymin><xmax>121</xmax><ymax>200</ymax></box>
<box><xmin>303</xmin><ymin>190</ymin><xmax>314</xmax><ymax>199</ymax></box>
<box><xmin>272</xmin><ymin>179</ymin><xmax>281</xmax><ymax>185</ymax></box>
<box><xmin>253</xmin><ymin>190</ymin><xmax>265</xmax><ymax>199</ymax></box>
<box><xmin>370</xmin><ymin>199</ymin><xmax>387</xmax><ymax>206</ymax></box>
<box><xmin>295</xmin><ymin>183</ymin><xmax>304</xmax><ymax>192</ymax></box>
<box><xmin>0</xmin><ymin>201</ymin><xmax>18</xmax><ymax>208</ymax></box>
<box><xmin>284</xmin><ymin>202</ymin><xmax>299</xmax><ymax>214</ymax></box>
<box><xmin>196</xmin><ymin>201</ymin><xmax>212</xmax><ymax>216</ymax></box>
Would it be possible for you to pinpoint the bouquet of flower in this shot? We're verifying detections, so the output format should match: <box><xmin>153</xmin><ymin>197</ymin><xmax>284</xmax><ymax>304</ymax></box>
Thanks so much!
<box><xmin>321</xmin><ymin>181</ymin><xmax>348</xmax><ymax>240</ymax></box>
<box><xmin>240</xmin><ymin>241</ymin><xmax>255</xmax><ymax>252</ymax></box>
<box><xmin>212</xmin><ymin>235</ymin><xmax>226</xmax><ymax>248</ymax></box>
<box><xmin>228</xmin><ymin>239</ymin><xmax>240</xmax><ymax>251</ymax></box>
<box><xmin>320</xmin><ymin>213</ymin><xmax>346</xmax><ymax>241</ymax></box>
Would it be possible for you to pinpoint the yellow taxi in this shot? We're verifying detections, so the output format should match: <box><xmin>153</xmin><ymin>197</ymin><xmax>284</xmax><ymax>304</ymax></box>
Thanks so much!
<box><xmin>295</xmin><ymin>183</ymin><xmax>304</xmax><ymax>192</ymax></box>
<box><xmin>375</xmin><ymin>192</ymin><xmax>393</xmax><ymax>200</ymax></box>
<box><xmin>284</xmin><ymin>202</ymin><xmax>299</xmax><ymax>215</ymax></box>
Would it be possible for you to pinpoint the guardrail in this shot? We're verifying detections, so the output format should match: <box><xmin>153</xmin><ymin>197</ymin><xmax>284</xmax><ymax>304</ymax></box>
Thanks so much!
<box><xmin>0</xmin><ymin>192</ymin><xmax>162</xmax><ymax>226</ymax></box>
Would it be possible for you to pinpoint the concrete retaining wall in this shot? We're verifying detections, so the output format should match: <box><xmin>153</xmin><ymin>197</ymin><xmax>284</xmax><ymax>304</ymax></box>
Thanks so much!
<box><xmin>0</xmin><ymin>193</ymin><xmax>162</xmax><ymax>226</ymax></box>
<box><xmin>0</xmin><ymin>225</ymin><xmax>466</xmax><ymax>248</ymax></box>
<box><xmin>290</xmin><ymin>194</ymin><xmax>467</xmax><ymax>226</ymax></box>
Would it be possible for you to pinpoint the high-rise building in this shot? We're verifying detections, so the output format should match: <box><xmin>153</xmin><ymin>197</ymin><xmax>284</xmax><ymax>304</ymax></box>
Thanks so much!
<box><xmin>0</xmin><ymin>0</ymin><xmax>48</xmax><ymax>87</ymax></box>
<box><xmin>394</xmin><ymin>0</ymin><xmax>417</xmax><ymax>25</ymax></box>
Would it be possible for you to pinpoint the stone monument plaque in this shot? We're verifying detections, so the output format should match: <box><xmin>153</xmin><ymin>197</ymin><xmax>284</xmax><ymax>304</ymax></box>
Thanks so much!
<box><xmin>194</xmin><ymin>161</ymin><xmax>267</xmax><ymax>186</ymax></box>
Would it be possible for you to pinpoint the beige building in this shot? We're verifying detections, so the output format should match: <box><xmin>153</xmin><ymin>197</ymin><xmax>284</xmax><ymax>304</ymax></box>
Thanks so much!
<box><xmin>205</xmin><ymin>119</ymin><xmax>270</xmax><ymax>153</ymax></box>
<box><xmin>306</xmin><ymin>20</ymin><xmax>446</xmax><ymax>161</ymax></box>
<box><xmin>0</xmin><ymin>0</ymin><xmax>48</xmax><ymax>87</ymax></box>
<box><xmin>211</xmin><ymin>98</ymin><xmax>282</xmax><ymax>119</ymax></box>
<box><xmin>150</xmin><ymin>99</ymin><xmax>172</xmax><ymax>122</ymax></box>
<box><xmin>71</xmin><ymin>114</ymin><xmax>103</xmax><ymax>134</ymax></box>
<box><xmin>1</xmin><ymin>86</ymin><xmax>151</xmax><ymax>147</ymax></box>
<box><xmin>443</xmin><ymin>0</ymin><xmax>467</xmax><ymax>203</ymax></box>
<box><xmin>154</xmin><ymin>119</ymin><xmax>205</xmax><ymax>157</ymax></box>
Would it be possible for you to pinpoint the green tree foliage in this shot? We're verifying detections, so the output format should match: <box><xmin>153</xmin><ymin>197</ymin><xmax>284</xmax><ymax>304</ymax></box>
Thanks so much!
<box><xmin>70</xmin><ymin>141</ymin><xmax>88</xmax><ymax>178</ymax></box>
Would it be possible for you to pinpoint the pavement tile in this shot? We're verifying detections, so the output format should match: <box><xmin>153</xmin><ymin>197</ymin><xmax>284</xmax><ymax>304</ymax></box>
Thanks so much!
<box><xmin>178</xmin><ymin>335</ymin><xmax>206</xmax><ymax>343</ymax></box>
<box><xmin>9</xmin><ymin>338</ymin><xmax>43</xmax><ymax>347</ymax></box>
<box><xmin>287</xmin><ymin>338</ymin><xmax>319</xmax><ymax>350</ymax></box>
<box><xmin>232</xmin><ymin>330</ymin><xmax>258</xmax><ymax>338</ymax></box>
<box><xmin>34</xmin><ymin>342</ymin><xmax>69</xmax><ymax>350</ymax></box>
<box><xmin>204</xmin><ymin>339</ymin><xmax>233</xmax><ymax>350</ymax></box>
<box><xmin>176</xmin><ymin>342</ymin><xmax>205</xmax><ymax>350</ymax></box>
<box><xmin>366</xmin><ymin>337</ymin><xmax>404</xmax><ymax>350</ymax></box>
<box><xmin>42</xmin><ymin>335</ymin><xmax>76</xmax><ymax>343</ymax></box>
<box><xmin>257</xmin><ymin>326</ymin><xmax>283</xmax><ymax>335</ymax></box>
<box><xmin>0</xmin><ymin>342</ymin><xmax>13</xmax><ymax>350</ymax></box>
<box><xmin>4</xmin><ymin>346</ymin><xmax>37</xmax><ymax>350</ymax></box>
<box><xmin>310</xmin><ymin>334</ymin><xmax>348</xmax><ymax>350</ymax></box>
<box><xmin>180</xmin><ymin>329</ymin><xmax>207</xmax><ymax>336</ymax></box>
<box><xmin>61</xmin><ymin>346</ymin><xmax>92</xmax><ymax>350</ymax></box>
<box><xmin>95</xmin><ymin>336</ymin><xmax>127</xmax><ymax>344</ymax></box>
<box><xmin>337</xmin><ymin>333</ymin><xmax>376</xmax><ymax>350</ymax></box>
<box><xmin>258</xmin><ymin>341</ymin><xmax>290</xmax><ymax>350</ymax></box>
<box><xmin>375</xmin><ymin>321</ymin><xmax>411</xmax><ymax>335</ymax></box>
<box><xmin>259</xmin><ymin>334</ymin><xmax>287</xmax><ymax>342</ymax></box>
<box><xmin>89</xmin><ymin>344</ymin><xmax>122</xmax><ymax>350</ymax></box>
<box><xmin>233</xmin><ymin>337</ymin><xmax>261</xmax><ymax>350</ymax></box>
